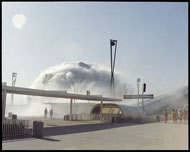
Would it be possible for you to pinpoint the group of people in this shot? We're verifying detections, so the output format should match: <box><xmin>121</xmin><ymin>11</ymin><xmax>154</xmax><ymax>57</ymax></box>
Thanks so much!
<box><xmin>44</xmin><ymin>107</ymin><xmax>53</xmax><ymax>118</ymax></box>
<box><xmin>163</xmin><ymin>109</ymin><xmax>188</xmax><ymax>123</ymax></box>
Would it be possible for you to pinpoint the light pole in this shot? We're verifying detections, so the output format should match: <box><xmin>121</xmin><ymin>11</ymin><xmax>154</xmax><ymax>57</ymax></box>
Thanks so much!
<box><xmin>11</xmin><ymin>72</ymin><xmax>17</xmax><ymax>106</ymax></box>
<box><xmin>137</xmin><ymin>78</ymin><xmax>141</xmax><ymax>116</ymax></box>
<box><xmin>142</xmin><ymin>83</ymin><xmax>146</xmax><ymax>122</ymax></box>
<box><xmin>110</xmin><ymin>39</ymin><xmax>117</xmax><ymax>97</ymax></box>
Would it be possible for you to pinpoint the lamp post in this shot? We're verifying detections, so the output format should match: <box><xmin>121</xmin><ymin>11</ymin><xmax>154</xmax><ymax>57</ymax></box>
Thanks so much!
<box><xmin>137</xmin><ymin>78</ymin><xmax>141</xmax><ymax>116</ymax></box>
<box><xmin>11</xmin><ymin>72</ymin><xmax>17</xmax><ymax>106</ymax></box>
<box><xmin>110</xmin><ymin>39</ymin><xmax>117</xmax><ymax>97</ymax></box>
<box><xmin>142</xmin><ymin>83</ymin><xmax>146</xmax><ymax>122</ymax></box>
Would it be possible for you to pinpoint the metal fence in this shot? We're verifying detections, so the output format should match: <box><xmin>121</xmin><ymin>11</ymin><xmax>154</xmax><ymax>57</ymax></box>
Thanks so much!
<box><xmin>2</xmin><ymin>119</ymin><xmax>29</xmax><ymax>137</ymax></box>
<box><xmin>63</xmin><ymin>114</ymin><xmax>122</xmax><ymax>123</ymax></box>
<box><xmin>63</xmin><ymin>113</ymin><xmax>168</xmax><ymax>123</ymax></box>
<box><xmin>64</xmin><ymin>114</ymin><xmax>100</xmax><ymax>121</ymax></box>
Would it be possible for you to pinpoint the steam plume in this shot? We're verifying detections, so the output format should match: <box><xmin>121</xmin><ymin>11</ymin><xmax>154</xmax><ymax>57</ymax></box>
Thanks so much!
<box><xmin>31</xmin><ymin>62</ymin><xmax>121</xmax><ymax>96</ymax></box>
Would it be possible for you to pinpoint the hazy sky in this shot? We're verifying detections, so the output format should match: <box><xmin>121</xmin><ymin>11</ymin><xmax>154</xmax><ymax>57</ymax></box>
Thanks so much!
<box><xmin>2</xmin><ymin>2</ymin><xmax>188</xmax><ymax>95</ymax></box>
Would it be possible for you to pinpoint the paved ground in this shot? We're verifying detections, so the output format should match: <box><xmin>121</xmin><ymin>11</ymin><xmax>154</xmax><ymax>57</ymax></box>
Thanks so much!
<box><xmin>2</xmin><ymin>117</ymin><xmax>189</xmax><ymax>150</ymax></box>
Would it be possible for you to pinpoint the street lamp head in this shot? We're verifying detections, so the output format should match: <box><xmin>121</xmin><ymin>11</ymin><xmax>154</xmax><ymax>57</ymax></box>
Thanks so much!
<box><xmin>12</xmin><ymin>72</ymin><xmax>17</xmax><ymax>78</ymax></box>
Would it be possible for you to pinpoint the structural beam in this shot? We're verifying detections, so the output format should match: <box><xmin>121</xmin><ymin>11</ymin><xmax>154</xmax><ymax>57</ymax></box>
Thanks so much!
<box><xmin>123</xmin><ymin>94</ymin><xmax>154</xmax><ymax>99</ymax></box>
<box><xmin>2</xmin><ymin>85</ymin><xmax>122</xmax><ymax>102</ymax></box>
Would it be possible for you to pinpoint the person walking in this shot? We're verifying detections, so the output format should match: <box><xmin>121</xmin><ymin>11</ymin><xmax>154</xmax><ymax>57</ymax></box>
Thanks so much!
<box><xmin>163</xmin><ymin>109</ymin><xmax>168</xmax><ymax>123</ymax></box>
<box><xmin>187</xmin><ymin>110</ymin><xmax>188</xmax><ymax>121</ymax></box>
<box><xmin>50</xmin><ymin>108</ymin><xmax>53</xmax><ymax>119</ymax></box>
<box><xmin>184</xmin><ymin>109</ymin><xmax>187</xmax><ymax>123</ymax></box>
<box><xmin>175</xmin><ymin>109</ymin><xmax>179</xmax><ymax>123</ymax></box>
<box><xmin>179</xmin><ymin>110</ymin><xmax>183</xmax><ymax>123</ymax></box>
<box><xmin>44</xmin><ymin>107</ymin><xmax>48</xmax><ymax>118</ymax></box>
<box><xmin>172</xmin><ymin>109</ymin><xmax>175</xmax><ymax>123</ymax></box>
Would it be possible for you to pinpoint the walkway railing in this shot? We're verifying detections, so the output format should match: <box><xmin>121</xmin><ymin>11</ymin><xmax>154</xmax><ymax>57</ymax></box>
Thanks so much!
<box><xmin>2</xmin><ymin>119</ymin><xmax>29</xmax><ymax>137</ymax></box>
<box><xmin>64</xmin><ymin>114</ymin><xmax>100</xmax><ymax>121</ymax></box>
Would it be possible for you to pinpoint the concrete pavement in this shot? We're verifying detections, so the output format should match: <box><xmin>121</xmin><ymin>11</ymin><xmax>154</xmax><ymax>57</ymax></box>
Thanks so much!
<box><xmin>2</xmin><ymin>118</ymin><xmax>189</xmax><ymax>150</ymax></box>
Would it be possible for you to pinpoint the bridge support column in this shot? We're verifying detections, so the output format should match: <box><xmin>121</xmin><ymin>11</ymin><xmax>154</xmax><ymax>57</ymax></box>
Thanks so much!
<box><xmin>100</xmin><ymin>98</ymin><xmax>103</xmax><ymax>123</ymax></box>
<box><xmin>70</xmin><ymin>98</ymin><xmax>73</xmax><ymax>121</ymax></box>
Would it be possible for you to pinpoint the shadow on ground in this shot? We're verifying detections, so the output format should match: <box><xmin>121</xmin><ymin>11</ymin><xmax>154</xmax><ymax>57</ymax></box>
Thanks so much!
<box><xmin>2</xmin><ymin>134</ymin><xmax>60</xmax><ymax>143</ymax></box>
<box><xmin>2</xmin><ymin>122</ymin><xmax>148</xmax><ymax>142</ymax></box>
<box><xmin>43</xmin><ymin>122</ymin><xmax>146</xmax><ymax>137</ymax></box>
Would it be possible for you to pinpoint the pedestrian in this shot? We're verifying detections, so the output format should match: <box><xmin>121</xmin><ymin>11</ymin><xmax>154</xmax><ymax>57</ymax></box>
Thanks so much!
<box><xmin>163</xmin><ymin>109</ymin><xmax>168</xmax><ymax>123</ymax></box>
<box><xmin>50</xmin><ymin>108</ymin><xmax>53</xmax><ymax>119</ymax></box>
<box><xmin>179</xmin><ymin>110</ymin><xmax>183</xmax><ymax>123</ymax></box>
<box><xmin>187</xmin><ymin>110</ymin><xmax>188</xmax><ymax>121</ymax></box>
<box><xmin>184</xmin><ymin>109</ymin><xmax>187</xmax><ymax>123</ymax></box>
<box><xmin>172</xmin><ymin>109</ymin><xmax>175</xmax><ymax>123</ymax></box>
<box><xmin>44</xmin><ymin>107</ymin><xmax>48</xmax><ymax>118</ymax></box>
<box><xmin>175</xmin><ymin>109</ymin><xmax>179</xmax><ymax>123</ymax></box>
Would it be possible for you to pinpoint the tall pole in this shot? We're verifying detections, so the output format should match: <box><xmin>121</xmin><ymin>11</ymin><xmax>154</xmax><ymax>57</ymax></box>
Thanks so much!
<box><xmin>100</xmin><ymin>97</ymin><xmax>103</xmax><ymax>123</ymax></box>
<box><xmin>112</xmin><ymin>41</ymin><xmax>117</xmax><ymax>95</ymax></box>
<box><xmin>110</xmin><ymin>40</ymin><xmax>113</xmax><ymax>95</ymax></box>
<box><xmin>142</xmin><ymin>83</ymin><xmax>146</xmax><ymax>122</ymax></box>
<box><xmin>137</xmin><ymin>78</ymin><xmax>140</xmax><ymax>116</ymax></box>
<box><xmin>142</xmin><ymin>90</ymin><xmax>144</xmax><ymax>122</ymax></box>
<box><xmin>70</xmin><ymin>98</ymin><xmax>73</xmax><ymax>121</ymax></box>
<box><xmin>110</xmin><ymin>39</ymin><xmax>117</xmax><ymax>97</ymax></box>
<box><xmin>11</xmin><ymin>72</ymin><xmax>17</xmax><ymax>106</ymax></box>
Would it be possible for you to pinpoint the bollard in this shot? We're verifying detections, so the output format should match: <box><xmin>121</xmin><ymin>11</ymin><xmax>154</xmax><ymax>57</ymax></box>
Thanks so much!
<box><xmin>64</xmin><ymin>115</ymin><xmax>70</xmax><ymax>121</ymax></box>
<box><xmin>12</xmin><ymin>114</ymin><xmax>17</xmax><ymax>120</ymax></box>
<box><xmin>156</xmin><ymin>115</ymin><xmax>160</xmax><ymax>122</ymax></box>
<box><xmin>33</xmin><ymin>121</ymin><xmax>44</xmax><ymax>138</ymax></box>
